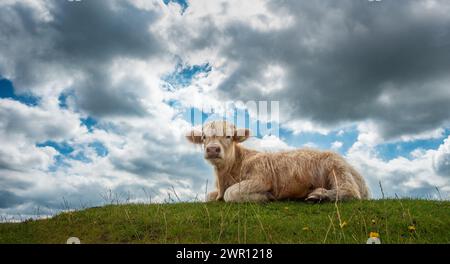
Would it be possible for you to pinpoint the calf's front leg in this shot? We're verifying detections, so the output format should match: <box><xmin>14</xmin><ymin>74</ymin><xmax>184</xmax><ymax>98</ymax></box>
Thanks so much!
<box><xmin>224</xmin><ymin>180</ymin><xmax>273</xmax><ymax>202</ymax></box>
<box><xmin>206</xmin><ymin>191</ymin><xmax>219</xmax><ymax>202</ymax></box>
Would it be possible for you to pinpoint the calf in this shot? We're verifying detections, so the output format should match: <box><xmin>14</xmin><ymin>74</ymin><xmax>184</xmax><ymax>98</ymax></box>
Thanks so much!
<box><xmin>187</xmin><ymin>121</ymin><xmax>369</xmax><ymax>202</ymax></box>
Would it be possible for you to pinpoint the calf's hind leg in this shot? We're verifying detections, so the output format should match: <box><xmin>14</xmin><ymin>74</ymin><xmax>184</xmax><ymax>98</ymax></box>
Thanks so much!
<box><xmin>306</xmin><ymin>186</ymin><xmax>361</xmax><ymax>202</ymax></box>
<box><xmin>224</xmin><ymin>180</ymin><xmax>273</xmax><ymax>202</ymax></box>
<box><xmin>306</xmin><ymin>170</ymin><xmax>362</xmax><ymax>202</ymax></box>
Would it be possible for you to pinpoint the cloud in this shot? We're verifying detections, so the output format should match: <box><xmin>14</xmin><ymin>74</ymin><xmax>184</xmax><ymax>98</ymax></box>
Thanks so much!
<box><xmin>331</xmin><ymin>141</ymin><xmax>343</xmax><ymax>150</ymax></box>
<box><xmin>0</xmin><ymin>0</ymin><xmax>211</xmax><ymax>217</ymax></box>
<box><xmin>347</xmin><ymin>134</ymin><xmax>450</xmax><ymax>199</ymax></box>
<box><xmin>207</xmin><ymin>0</ymin><xmax>450</xmax><ymax>141</ymax></box>
<box><xmin>243</xmin><ymin>135</ymin><xmax>293</xmax><ymax>152</ymax></box>
<box><xmin>0</xmin><ymin>99</ymin><xmax>83</xmax><ymax>142</ymax></box>
<box><xmin>50</xmin><ymin>1</ymin><xmax>161</xmax><ymax>62</ymax></box>
<box><xmin>0</xmin><ymin>0</ymin><xmax>165</xmax><ymax>116</ymax></box>
<box><xmin>303</xmin><ymin>142</ymin><xmax>319</xmax><ymax>149</ymax></box>
<box><xmin>283</xmin><ymin>119</ymin><xmax>331</xmax><ymax>135</ymax></box>
<box><xmin>433</xmin><ymin>136</ymin><xmax>450</xmax><ymax>177</ymax></box>
<box><xmin>0</xmin><ymin>190</ymin><xmax>25</xmax><ymax>209</ymax></box>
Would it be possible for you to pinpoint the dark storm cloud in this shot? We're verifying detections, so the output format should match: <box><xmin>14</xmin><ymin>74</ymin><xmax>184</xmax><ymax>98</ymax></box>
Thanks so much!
<box><xmin>164</xmin><ymin>15</ymin><xmax>223</xmax><ymax>51</ymax></box>
<box><xmin>50</xmin><ymin>0</ymin><xmax>161</xmax><ymax>63</ymax></box>
<box><xmin>0</xmin><ymin>0</ymin><xmax>163</xmax><ymax>117</ymax></box>
<box><xmin>0</xmin><ymin>3</ymin><xmax>52</xmax><ymax>92</ymax></box>
<box><xmin>0</xmin><ymin>190</ymin><xmax>24</xmax><ymax>208</ymax></box>
<box><xmin>216</xmin><ymin>0</ymin><xmax>450</xmax><ymax>139</ymax></box>
<box><xmin>74</xmin><ymin>69</ymin><xmax>149</xmax><ymax>117</ymax></box>
<box><xmin>0</xmin><ymin>171</ymin><xmax>33</xmax><ymax>191</ymax></box>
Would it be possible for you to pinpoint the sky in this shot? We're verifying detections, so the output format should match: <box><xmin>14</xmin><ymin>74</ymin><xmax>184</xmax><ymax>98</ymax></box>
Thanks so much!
<box><xmin>0</xmin><ymin>0</ymin><xmax>449</xmax><ymax>219</ymax></box>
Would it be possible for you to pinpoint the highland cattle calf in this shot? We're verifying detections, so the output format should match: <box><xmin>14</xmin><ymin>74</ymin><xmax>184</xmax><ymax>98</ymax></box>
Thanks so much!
<box><xmin>187</xmin><ymin>121</ymin><xmax>369</xmax><ymax>202</ymax></box>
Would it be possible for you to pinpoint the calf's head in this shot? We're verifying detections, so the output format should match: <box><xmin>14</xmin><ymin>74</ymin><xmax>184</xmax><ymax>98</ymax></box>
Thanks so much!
<box><xmin>186</xmin><ymin>121</ymin><xmax>250</xmax><ymax>166</ymax></box>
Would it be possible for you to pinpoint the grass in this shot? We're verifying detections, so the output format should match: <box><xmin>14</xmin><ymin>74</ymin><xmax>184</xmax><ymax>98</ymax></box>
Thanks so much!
<box><xmin>0</xmin><ymin>199</ymin><xmax>449</xmax><ymax>244</ymax></box>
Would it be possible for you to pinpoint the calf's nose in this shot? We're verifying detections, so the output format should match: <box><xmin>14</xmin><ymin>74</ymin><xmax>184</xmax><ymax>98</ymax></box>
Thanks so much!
<box><xmin>206</xmin><ymin>146</ymin><xmax>221</xmax><ymax>156</ymax></box>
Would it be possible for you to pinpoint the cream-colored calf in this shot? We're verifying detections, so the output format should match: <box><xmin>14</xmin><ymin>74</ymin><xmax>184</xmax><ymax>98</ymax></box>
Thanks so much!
<box><xmin>187</xmin><ymin>121</ymin><xmax>369</xmax><ymax>202</ymax></box>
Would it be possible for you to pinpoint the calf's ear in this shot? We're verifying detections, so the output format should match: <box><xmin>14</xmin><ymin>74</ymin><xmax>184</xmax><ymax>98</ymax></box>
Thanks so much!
<box><xmin>186</xmin><ymin>129</ymin><xmax>203</xmax><ymax>144</ymax></box>
<box><xmin>234</xmin><ymin>128</ymin><xmax>251</xmax><ymax>143</ymax></box>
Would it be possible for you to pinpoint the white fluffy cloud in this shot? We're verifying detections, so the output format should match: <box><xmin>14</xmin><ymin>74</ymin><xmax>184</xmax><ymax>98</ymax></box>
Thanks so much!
<box><xmin>331</xmin><ymin>141</ymin><xmax>343</xmax><ymax>150</ymax></box>
<box><xmin>347</xmin><ymin>134</ymin><xmax>450</xmax><ymax>199</ymax></box>
<box><xmin>0</xmin><ymin>99</ymin><xmax>83</xmax><ymax>142</ymax></box>
<box><xmin>433</xmin><ymin>136</ymin><xmax>450</xmax><ymax>177</ymax></box>
<box><xmin>243</xmin><ymin>135</ymin><xmax>293</xmax><ymax>152</ymax></box>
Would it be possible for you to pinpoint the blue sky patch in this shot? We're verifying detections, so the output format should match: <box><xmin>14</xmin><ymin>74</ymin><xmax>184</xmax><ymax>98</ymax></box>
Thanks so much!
<box><xmin>81</xmin><ymin>116</ymin><xmax>98</xmax><ymax>132</ymax></box>
<box><xmin>37</xmin><ymin>140</ymin><xmax>108</xmax><ymax>169</ymax></box>
<box><xmin>70</xmin><ymin>151</ymin><xmax>92</xmax><ymax>163</ymax></box>
<box><xmin>58</xmin><ymin>90</ymin><xmax>75</xmax><ymax>109</ymax></box>
<box><xmin>37</xmin><ymin>141</ymin><xmax>74</xmax><ymax>155</ymax></box>
<box><xmin>0</xmin><ymin>78</ymin><xmax>39</xmax><ymax>106</ymax></box>
<box><xmin>163</xmin><ymin>0</ymin><xmax>189</xmax><ymax>14</ymax></box>
<box><xmin>89</xmin><ymin>141</ymin><xmax>108</xmax><ymax>157</ymax></box>
<box><xmin>165</xmin><ymin>99</ymin><xmax>180</xmax><ymax>108</ymax></box>
<box><xmin>37</xmin><ymin>141</ymin><xmax>74</xmax><ymax>171</ymax></box>
<box><xmin>48</xmin><ymin>154</ymin><xmax>71</xmax><ymax>172</ymax></box>
<box><xmin>281</xmin><ymin>126</ymin><xmax>359</xmax><ymax>155</ymax></box>
<box><xmin>163</xmin><ymin>62</ymin><xmax>211</xmax><ymax>90</ymax></box>
<box><xmin>58</xmin><ymin>93</ymin><xmax>69</xmax><ymax>109</ymax></box>
<box><xmin>375</xmin><ymin>129</ymin><xmax>450</xmax><ymax>161</ymax></box>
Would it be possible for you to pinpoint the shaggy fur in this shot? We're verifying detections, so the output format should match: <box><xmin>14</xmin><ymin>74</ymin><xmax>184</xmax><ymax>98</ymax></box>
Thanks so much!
<box><xmin>187</xmin><ymin>121</ymin><xmax>369</xmax><ymax>202</ymax></box>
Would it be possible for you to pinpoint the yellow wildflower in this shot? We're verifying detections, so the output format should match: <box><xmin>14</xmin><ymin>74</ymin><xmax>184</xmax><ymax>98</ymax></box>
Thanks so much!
<box><xmin>408</xmin><ymin>225</ymin><xmax>416</xmax><ymax>232</ymax></box>
<box><xmin>369</xmin><ymin>232</ymin><xmax>379</xmax><ymax>238</ymax></box>
<box><xmin>302</xmin><ymin>227</ymin><xmax>309</xmax><ymax>231</ymax></box>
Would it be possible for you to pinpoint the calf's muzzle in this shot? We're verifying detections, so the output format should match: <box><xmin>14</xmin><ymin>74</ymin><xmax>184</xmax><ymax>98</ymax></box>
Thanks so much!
<box><xmin>206</xmin><ymin>145</ymin><xmax>221</xmax><ymax>159</ymax></box>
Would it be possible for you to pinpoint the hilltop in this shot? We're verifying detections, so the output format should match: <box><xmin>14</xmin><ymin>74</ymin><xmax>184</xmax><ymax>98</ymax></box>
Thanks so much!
<box><xmin>0</xmin><ymin>199</ymin><xmax>449</xmax><ymax>244</ymax></box>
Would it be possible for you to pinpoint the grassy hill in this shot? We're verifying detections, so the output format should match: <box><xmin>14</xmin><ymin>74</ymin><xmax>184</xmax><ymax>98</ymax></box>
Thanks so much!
<box><xmin>0</xmin><ymin>199</ymin><xmax>449</xmax><ymax>244</ymax></box>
